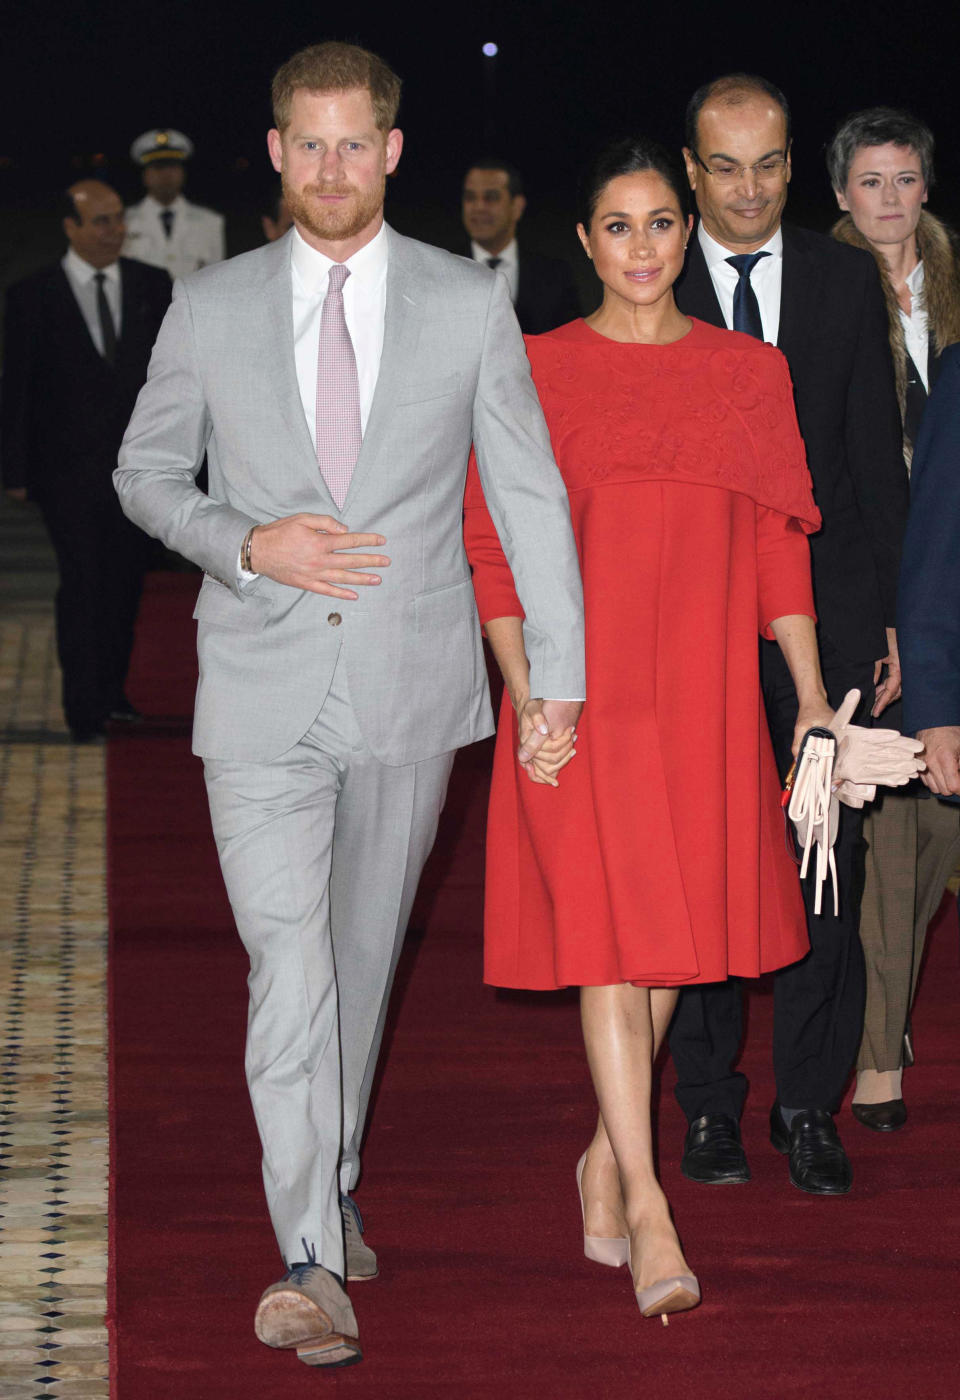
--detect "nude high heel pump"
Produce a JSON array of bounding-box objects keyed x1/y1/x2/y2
[
  {"x1": 576, "y1": 1153, "x2": 629, "y2": 1267},
  {"x1": 627, "y1": 1234, "x2": 700, "y2": 1325},
  {"x1": 635, "y1": 1274, "x2": 701, "y2": 1326}
]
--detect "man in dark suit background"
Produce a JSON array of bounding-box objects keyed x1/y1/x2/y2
[
  {"x1": 900, "y1": 344, "x2": 960, "y2": 798},
  {"x1": 461, "y1": 159, "x2": 582, "y2": 333},
  {"x1": 1, "y1": 180, "x2": 171, "y2": 740},
  {"x1": 669, "y1": 74, "x2": 909, "y2": 1194}
]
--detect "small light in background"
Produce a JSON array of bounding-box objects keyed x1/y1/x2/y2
[{"x1": 482, "y1": 42, "x2": 498, "y2": 57}]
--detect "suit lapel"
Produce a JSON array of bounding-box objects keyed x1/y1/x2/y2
[
  {"x1": 777, "y1": 225, "x2": 820, "y2": 362},
  {"x1": 260, "y1": 235, "x2": 338, "y2": 508},
  {"x1": 117, "y1": 260, "x2": 145, "y2": 362},
  {"x1": 675, "y1": 237, "x2": 725, "y2": 327},
  {"x1": 53, "y1": 266, "x2": 107, "y2": 369},
  {"x1": 341, "y1": 226, "x2": 424, "y2": 511}
]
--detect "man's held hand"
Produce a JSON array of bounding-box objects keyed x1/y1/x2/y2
[
  {"x1": 917, "y1": 726, "x2": 960, "y2": 797},
  {"x1": 516, "y1": 698, "x2": 583, "y2": 785},
  {"x1": 248, "y1": 513, "x2": 390, "y2": 599}
]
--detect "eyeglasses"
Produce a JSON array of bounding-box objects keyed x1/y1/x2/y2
[{"x1": 691, "y1": 151, "x2": 788, "y2": 185}]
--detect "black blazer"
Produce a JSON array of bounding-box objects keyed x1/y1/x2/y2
[
  {"x1": 514, "y1": 248, "x2": 582, "y2": 335},
  {"x1": 899, "y1": 344, "x2": 960, "y2": 735},
  {"x1": 1, "y1": 256, "x2": 171, "y2": 498},
  {"x1": 675, "y1": 224, "x2": 909, "y2": 664},
  {"x1": 466, "y1": 244, "x2": 582, "y2": 335}
]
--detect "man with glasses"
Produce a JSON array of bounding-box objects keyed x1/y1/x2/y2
[{"x1": 669, "y1": 73, "x2": 908, "y2": 1196}]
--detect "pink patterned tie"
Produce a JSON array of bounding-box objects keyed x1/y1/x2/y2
[{"x1": 315, "y1": 263, "x2": 361, "y2": 509}]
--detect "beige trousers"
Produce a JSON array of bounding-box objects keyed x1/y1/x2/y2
[{"x1": 858, "y1": 790, "x2": 960, "y2": 1072}]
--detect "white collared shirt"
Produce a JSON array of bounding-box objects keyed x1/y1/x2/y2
[
  {"x1": 238, "y1": 222, "x2": 389, "y2": 582},
  {"x1": 899, "y1": 260, "x2": 928, "y2": 391},
  {"x1": 471, "y1": 237, "x2": 519, "y2": 304},
  {"x1": 699, "y1": 223, "x2": 783, "y2": 345},
  {"x1": 291, "y1": 222, "x2": 389, "y2": 445},
  {"x1": 62, "y1": 248, "x2": 122, "y2": 355}
]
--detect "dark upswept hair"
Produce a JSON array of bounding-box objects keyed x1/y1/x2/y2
[
  {"x1": 685, "y1": 73, "x2": 791, "y2": 153},
  {"x1": 577, "y1": 136, "x2": 690, "y2": 229},
  {"x1": 464, "y1": 157, "x2": 524, "y2": 199},
  {"x1": 826, "y1": 106, "x2": 935, "y2": 192},
  {"x1": 271, "y1": 40, "x2": 402, "y2": 133}
]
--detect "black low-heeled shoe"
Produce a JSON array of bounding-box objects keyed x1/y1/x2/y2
[{"x1": 851, "y1": 1099, "x2": 907, "y2": 1132}]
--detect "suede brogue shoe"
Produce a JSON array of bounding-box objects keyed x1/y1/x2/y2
[
  {"x1": 255, "y1": 1250, "x2": 361, "y2": 1369},
  {"x1": 770, "y1": 1103, "x2": 852, "y2": 1195},
  {"x1": 342, "y1": 1194, "x2": 379, "y2": 1281},
  {"x1": 681, "y1": 1113, "x2": 750, "y2": 1185},
  {"x1": 852, "y1": 1099, "x2": 907, "y2": 1132}
]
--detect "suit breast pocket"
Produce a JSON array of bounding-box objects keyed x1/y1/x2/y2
[
  {"x1": 193, "y1": 577, "x2": 273, "y2": 633},
  {"x1": 395, "y1": 373, "x2": 462, "y2": 407}
]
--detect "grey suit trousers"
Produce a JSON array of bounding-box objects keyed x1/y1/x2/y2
[{"x1": 203, "y1": 651, "x2": 454, "y2": 1275}]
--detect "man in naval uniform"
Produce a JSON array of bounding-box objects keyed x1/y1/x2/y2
[{"x1": 124, "y1": 128, "x2": 225, "y2": 279}]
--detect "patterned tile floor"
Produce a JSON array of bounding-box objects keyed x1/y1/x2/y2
[{"x1": 1, "y1": 500, "x2": 110, "y2": 1398}]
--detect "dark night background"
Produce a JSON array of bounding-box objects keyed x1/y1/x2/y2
[{"x1": 2, "y1": 0, "x2": 959, "y2": 315}]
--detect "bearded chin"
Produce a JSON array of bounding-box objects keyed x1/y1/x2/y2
[{"x1": 282, "y1": 175, "x2": 387, "y2": 243}]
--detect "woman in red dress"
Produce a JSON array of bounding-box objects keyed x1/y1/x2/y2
[{"x1": 464, "y1": 138, "x2": 832, "y2": 1319}]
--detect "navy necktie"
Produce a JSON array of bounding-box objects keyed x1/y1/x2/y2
[
  {"x1": 726, "y1": 251, "x2": 770, "y2": 339},
  {"x1": 94, "y1": 271, "x2": 117, "y2": 365},
  {"x1": 485, "y1": 256, "x2": 502, "y2": 270},
  {"x1": 160, "y1": 209, "x2": 174, "y2": 239}
]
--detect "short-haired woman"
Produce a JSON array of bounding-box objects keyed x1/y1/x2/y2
[{"x1": 827, "y1": 107, "x2": 960, "y2": 1130}]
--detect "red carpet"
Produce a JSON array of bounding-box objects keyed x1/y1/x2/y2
[{"x1": 109, "y1": 574, "x2": 960, "y2": 1399}]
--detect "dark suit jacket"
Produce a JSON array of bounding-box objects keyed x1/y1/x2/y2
[
  {"x1": 675, "y1": 224, "x2": 908, "y2": 664},
  {"x1": 1, "y1": 256, "x2": 171, "y2": 500},
  {"x1": 466, "y1": 244, "x2": 581, "y2": 335},
  {"x1": 899, "y1": 343, "x2": 960, "y2": 735},
  {"x1": 514, "y1": 248, "x2": 582, "y2": 335}
]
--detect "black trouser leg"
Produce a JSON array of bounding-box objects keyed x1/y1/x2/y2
[
  {"x1": 37, "y1": 491, "x2": 146, "y2": 735},
  {"x1": 39, "y1": 499, "x2": 103, "y2": 735},
  {"x1": 670, "y1": 636, "x2": 873, "y2": 1125},
  {"x1": 669, "y1": 979, "x2": 748, "y2": 1124},
  {"x1": 99, "y1": 511, "x2": 148, "y2": 712},
  {"x1": 763, "y1": 638, "x2": 871, "y2": 1112}
]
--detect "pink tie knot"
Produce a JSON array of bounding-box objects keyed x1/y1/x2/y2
[{"x1": 327, "y1": 263, "x2": 350, "y2": 293}]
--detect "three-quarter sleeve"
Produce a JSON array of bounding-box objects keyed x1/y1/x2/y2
[
  {"x1": 463, "y1": 449, "x2": 525, "y2": 625},
  {"x1": 757, "y1": 508, "x2": 816, "y2": 638}
]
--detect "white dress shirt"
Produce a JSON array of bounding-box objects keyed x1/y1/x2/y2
[
  {"x1": 239, "y1": 223, "x2": 389, "y2": 582},
  {"x1": 291, "y1": 222, "x2": 389, "y2": 444},
  {"x1": 471, "y1": 237, "x2": 519, "y2": 304},
  {"x1": 62, "y1": 248, "x2": 122, "y2": 355},
  {"x1": 699, "y1": 223, "x2": 783, "y2": 345},
  {"x1": 899, "y1": 260, "x2": 929, "y2": 391}
]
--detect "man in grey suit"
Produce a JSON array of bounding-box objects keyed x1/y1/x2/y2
[{"x1": 115, "y1": 41, "x2": 584, "y2": 1370}]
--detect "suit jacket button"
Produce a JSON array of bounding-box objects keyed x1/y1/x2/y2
[{"x1": 327, "y1": 612, "x2": 342, "y2": 627}]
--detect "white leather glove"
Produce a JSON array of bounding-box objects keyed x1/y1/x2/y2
[
  {"x1": 786, "y1": 689, "x2": 926, "y2": 915},
  {"x1": 829, "y1": 689, "x2": 925, "y2": 807}
]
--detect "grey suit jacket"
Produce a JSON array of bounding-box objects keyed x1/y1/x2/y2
[{"x1": 115, "y1": 225, "x2": 585, "y2": 764}]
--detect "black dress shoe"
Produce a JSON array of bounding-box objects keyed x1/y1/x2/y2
[
  {"x1": 107, "y1": 697, "x2": 143, "y2": 723},
  {"x1": 769, "y1": 1103, "x2": 852, "y2": 1194},
  {"x1": 681, "y1": 1113, "x2": 750, "y2": 1184},
  {"x1": 851, "y1": 1099, "x2": 907, "y2": 1132}
]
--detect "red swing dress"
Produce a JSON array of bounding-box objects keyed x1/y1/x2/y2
[{"x1": 464, "y1": 317, "x2": 822, "y2": 989}]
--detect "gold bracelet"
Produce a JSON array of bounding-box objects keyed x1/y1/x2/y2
[{"x1": 241, "y1": 526, "x2": 256, "y2": 573}]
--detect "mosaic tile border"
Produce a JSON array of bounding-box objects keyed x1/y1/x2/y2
[{"x1": 1, "y1": 595, "x2": 110, "y2": 1398}]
